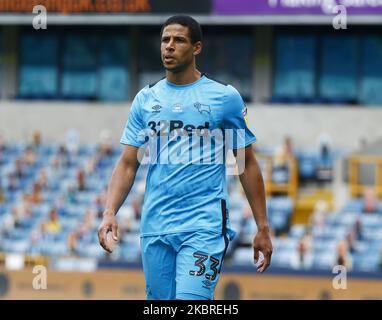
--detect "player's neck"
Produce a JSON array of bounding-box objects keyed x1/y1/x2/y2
[{"x1": 166, "y1": 67, "x2": 201, "y2": 86}]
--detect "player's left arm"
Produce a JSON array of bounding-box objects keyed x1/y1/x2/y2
[
  {"x1": 236, "y1": 146, "x2": 273, "y2": 273},
  {"x1": 223, "y1": 85, "x2": 272, "y2": 272}
]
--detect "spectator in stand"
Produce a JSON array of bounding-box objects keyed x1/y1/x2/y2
[
  {"x1": 68, "y1": 208, "x2": 96, "y2": 255},
  {"x1": 47, "y1": 155, "x2": 64, "y2": 188},
  {"x1": 345, "y1": 231, "x2": 356, "y2": 254},
  {"x1": 45, "y1": 207, "x2": 61, "y2": 234},
  {"x1": 77, "y1": 168, "x2": 87, "y2": 191},
  {"x1": 0, "y1": 133, "x2": 6, "y2": 152},
  {"x1": 0, "y1": 133, "x2": 6, "y2": 165},
  {"x1": 78, "y1": 209, "x2": 96, "y2": 236},
  {"x1": 118, "y1": 195, "x2": 143, "y2": 237},
  {"x1": 98, "y1": 129, "x2": 114, "y2": 157},
  {"x1": 67, "y1": 232, "x2": 78, "y2": 255},
  {"x1": 273, "y1": 136, "x2": 294, "y2": 170},
  {"x1": 353, "y1": 216, "x2": 363, "y2": 241},
  {"x1": 316, "y1": 133, "x2": 333, "y2": 184},
  {"x1": 283, "y1": 136, "x2": 294, "y2": 156},
  {"x1": 95, "y1": 194, "x2": 106, "y2": 219},
  {"x1": 290, "y1": 234, "x2": 313, "y2": 270},
  {"x1": 65, "y1": 129, "x2": 80, "y2": 157},
  {"x1": 0, "y1": 185, "x2": 6, "y2": 203},
  {"x1": 64, "y1": 183, "x2": 77, "y2": 204},
  {"x1": 12, "y1": 194, "x2": 33, "y2": 227},
  {"x1": 53, "y1": 195, "x2": 68, "y2": 217},
  {"x1": 317, "y1": 133, "x2": 332, "y2": 161},
  {"x1": 14, "y1": 158, "x2": 25, "y2": 179},
  {"x1": 28, "y1": 183, "x2": 43, "y2": 204},
  {"x1": 23, "y1": 146, "x2": 36, "y2": 167},
  {"x1": 272, "y1": 136, "x2": 294, "y2": 183},
  {"x1": 309, "y1": 200, "x2": 330, "y2": 233},
  {"x1": 379, "y1": 247, "x2": 382, "y2": 271},
  {"x1": 362, "y1": 188, "x2": 378, "y2": 213},
  {"x1": 85, "y1": 155, "x2": 98, "y2": 176},
  {"x1": 36, "y1": 168, "x2": 50, "y2": 191},
  {"x1": 58, "y1": 144, "x2": 70, "y2": 167},
  {"x1": 1, "y1": 210, "x2": 15, "y2": 237},
  {"x1": 335, "y1": 240, "x2": 353, "y2": 271},
  {"x1": 30, "y1": 222, "x2": 50, "y2": 251},
  {"x1": 30, "y1": 130, "x2": 42, "y2": 149},
  {"x1": 5, "y1": 173, "x2": 19, "y2": 192}
]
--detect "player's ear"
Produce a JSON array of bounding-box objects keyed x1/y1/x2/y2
[{"x1": 193, "y1": 41, "x2": 202, "y2": 56}]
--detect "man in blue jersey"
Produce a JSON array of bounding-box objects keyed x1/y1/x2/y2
[{"x1": 98, "y1": 15, "x2": 273, "y2": 300}]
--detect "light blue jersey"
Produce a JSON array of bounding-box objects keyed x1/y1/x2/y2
[{"x1": 120, "y1": 73, "x2": 256, "y2": 238}]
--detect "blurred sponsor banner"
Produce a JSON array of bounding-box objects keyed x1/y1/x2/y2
[
  {"x1": 217, "y1": 272, "x2": 382, "y2": 300},
  {"x1": 0, "y1": 268, "x2": 146, "y2": 299},
  {"x1": 3, "y1": 0, "x2": 382, "y2": 15},
  {"x1": 1, "y1": 0, "x2": 381, "y2": 17},
  {"x1": 0, "y1": 0, "x2": 212, "y2": 14},
  {"x1": 213, "y1": 0, "x2": 382, "y2": 15},
  {"x1": 1, "y1": 268, "x2": 382, "y2": 300}
]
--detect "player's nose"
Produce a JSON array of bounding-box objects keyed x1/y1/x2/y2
[{"x1": 166, "y1": 38, "x2": 175, "y2": 50}]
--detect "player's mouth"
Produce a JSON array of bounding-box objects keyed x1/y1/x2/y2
[{"x1": 164, "y1": 55, "x2": 175, "y2": 63}]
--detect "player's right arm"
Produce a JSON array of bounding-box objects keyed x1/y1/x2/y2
[
  {"x1": 98, "y1": 145, "x2": 140, "y2": 253},
  {"x1": 98, "y1": 89, "x2": 147, "y2": 253}
]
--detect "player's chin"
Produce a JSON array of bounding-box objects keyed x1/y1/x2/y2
[{"x1": 164, "y1": 64, "x2": 181, "y2": 73}]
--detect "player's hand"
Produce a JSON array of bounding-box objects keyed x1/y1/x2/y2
[
  {"x1": 98, "y1": 212, "x2": 119, "y2": 253},
  {"x1": 253, "y1": 226, "x2": 273, "y2": 273}
]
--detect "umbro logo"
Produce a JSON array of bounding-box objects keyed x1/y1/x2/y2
[
  {"x1": 202, "y1": 279, "x2": 212, "y2": 289},
  {"x1": 152, "y1": 105, "x2": 162, "y2": 113}
]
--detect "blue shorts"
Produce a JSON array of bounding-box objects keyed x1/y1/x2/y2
[{"x1": 140, "y1": 231, "x2": 229, "y2": 300}]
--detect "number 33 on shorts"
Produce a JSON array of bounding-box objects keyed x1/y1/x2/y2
[{"x1": 189, "y1": 252, "x2": 220, "y2": 282}]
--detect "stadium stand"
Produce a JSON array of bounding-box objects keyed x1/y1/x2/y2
[{"x1": 1, "y1": 134, "x2": 381, "y2": 273}]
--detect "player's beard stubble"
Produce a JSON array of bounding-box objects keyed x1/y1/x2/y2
[{"x1": 163, "y1": 56, "x2": 193, "y2": 74}]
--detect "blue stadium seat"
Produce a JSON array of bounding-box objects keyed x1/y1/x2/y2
[
  {"x1": 18, "y1": 34, "x2": 59, "y2": 99},
  {"x1": 61, "y1": 35, "x2": 98, "y2": 100},
  {"x1": 98, "y1": 35, "x2": 129, "y2": 101},
  {"x1": 231, "y1": 247, "x2": 253, "y2": 266},
  {"x1": 297, "y1": 152, "x2": 317, "y2": 180},
  {"x1": 319, "y1": 35, "x2": 358, "y2": 103},
  {"x1": 273, "y1": 34, "x2": 316, "y2": 101},
  {"x1": 289, "y1": 224, "x2": 306, "y2": 239},
  {"x1": 41, "y1": 242, "x2": 69, "y2": 257},
  {"x1": 342, "y1": 199, "x2": 364, "y2": 213},
  {"x1": 359, "y1": 36, "x2": 382, "y2": 106},
  {"x1": 312, "y1": 252, "x2": 336, "y2": 270},
  {"x1": 2, "y1": 239, "x2": 30, "y2": 253}
]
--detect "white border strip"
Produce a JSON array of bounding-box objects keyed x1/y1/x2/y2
[{"x1": 0, "y1": 14, "x2": 381, "y2": 25}]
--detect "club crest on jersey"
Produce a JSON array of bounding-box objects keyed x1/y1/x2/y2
[
  {"x1": 194, "y1": 102, "x2": 211, "y2": 114},
  {"x1": 151, "y1": 105, "x2": 162, "y2": 113},
  {"x1": 172, "y1": 103, "x2": 183, "y2": 113}
]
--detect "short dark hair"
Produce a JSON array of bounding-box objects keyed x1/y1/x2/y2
[{"x1": 160, "y1": 15, "x2": 202, "y2": 44}]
